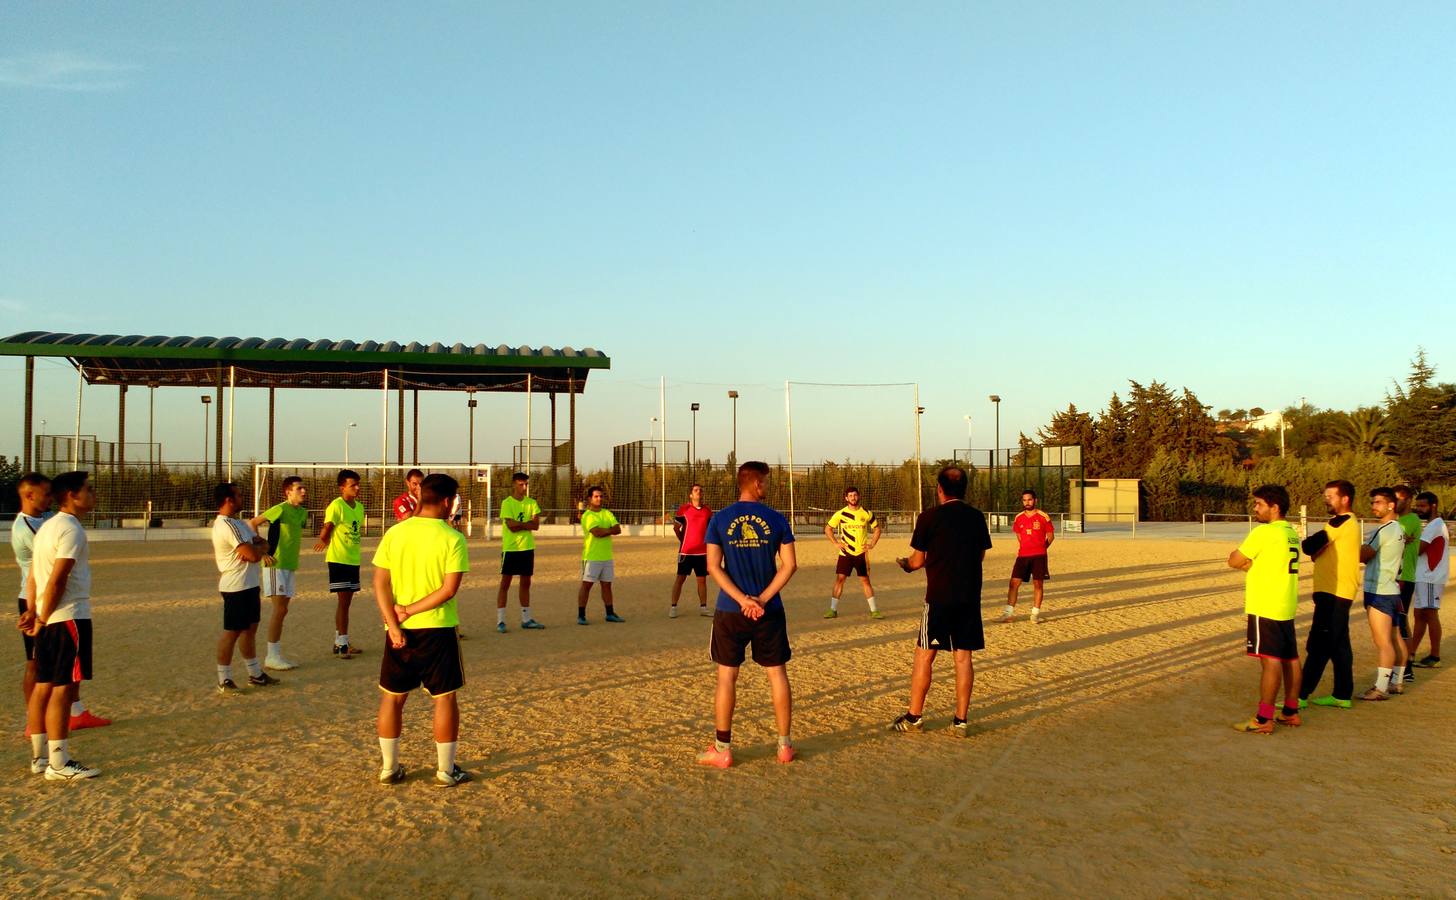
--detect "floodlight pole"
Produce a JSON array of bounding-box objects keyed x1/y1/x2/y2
[
  {"x1": 73, "y1": 365, "x2": 84, "y2": 469},
  {"x1": 989, "y1": 394, "x2": 1001, "y2": 512},
  {"x1": 227, "y1": 365, "x2": 236, "y2": 481},
  {"x1": 344, "y1": 422, "x2": 357, "y2": 466},
  {"x1": 914, "y1": 384, "x2": 924, "y2": 513},
  {"x1": 526, "y1": 374, "x2": 533, "y2": 479},
  {"x1": 660, "y1": 376, "x2": 667, "y2": 531},
  {"x1": 728, "y1": 390, "x2": 739, "y2": 466},
  {"x1": 467, "y1": 390, "x2": 477, "y2": 467},
  {"x1": 690, "y1": 402, "x2": 700, "y2": 477},
  {"x1": 201, "y1": 395, "x2": 212, "y2": 479}
]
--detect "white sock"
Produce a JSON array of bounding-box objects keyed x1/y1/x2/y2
[
  {"x1": 436, "y1": 741, "x2": 457, "y2": 774},
  {"x1": 1376, "y1": 667, "x2": 1392, "y2": 692},
  {"x1": 48, "y1": 739, "x2": 67, "y2": 769},
  {"x1": 267, "y1": 642, "x2": 281, "y2": 658},
  {"x1": 70, "y1": 700, "x2": 85, "y2": 716},
  {"x1": 1003, "y1": 605, "x2": 1015, "y2": 617},
  {"x1": 379, "y1": 737, "x2": 400, "y2": 771},
  {"x1": 496, "y1": 608, "x2": 507, "y2": 626},
  {"x1": 829, "y1": 597, "x2": 839, "y2": 611},
  {"x1": 714, "y1": 738, "x2": 730, "y2": 752},
  {"x1": 1392, "y1": 666, "x2": 1405, "y2": 685},
  {"x1": 217, "y1": 664, "x2": 233, "y2": 685},
  {"x1": 866, "y1": 596, "x2": 878, "y2": 613},
  {"x1": 1031, "y1": 606, "x2": 1041, "y2": 618},
  {"x1": 31, "y1": 732, "x2": 46, "y2": 759},
  {"x1": 335, "y1": 633, "x2": 348, "y2": 647},
  {"x1": 520, "y1": 607, "x2": 532, "y2": 624},
  {"x1": 244, "y1": 658, "x2": 263, "y2": 678},
  {"x1": 778, "y1": 734, "x2": 792, "y2": 748}
]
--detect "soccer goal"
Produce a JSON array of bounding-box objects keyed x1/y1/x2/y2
[{"x1": 251, "y1": 463, "x2": 493, "y2": 538}]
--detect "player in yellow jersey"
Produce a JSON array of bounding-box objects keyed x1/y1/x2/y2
[
  {"x1": 823, "y1": 488, "x2": 883, "y2": 618},
  {"x1": 1227, "y1": 485, "x2": 1303, "y2": 734}
]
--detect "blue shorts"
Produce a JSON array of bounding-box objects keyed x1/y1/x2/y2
[{"x1": 1363, "y1": 593, "x2": 1402, "y2": 618}]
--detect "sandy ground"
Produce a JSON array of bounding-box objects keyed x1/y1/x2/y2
[{"x1": 1, "y1": 532, "x2": 1453, "y2": 898}]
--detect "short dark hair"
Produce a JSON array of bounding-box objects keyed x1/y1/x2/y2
[
  {"x1": 16, "y1": 472, "x2": 50, "y2": 498},
  {"x1": 1324, "y1": 479, "x2": 1354, "y2": 501},
  {"x1": 1251, "y1": 484, "x2": 1289, "y2": 515},
  {"x1": 50, "y1": 471, "x2": 89, "y2": 503},
  {"x1": 512, "y1": 472, "x2": 529, "y2": 483},
  {"x1": 406, "y1": 468, "x2": 424, "y2": 481},
  {"x1": 690, "y1": 482, "x2": 702, "y2": 492},
  {"x1": 936, "y1": 465, "x2": 968, "y2": 499},
  {"x1": 586, "y1": 484, "x2": 605, "y2": 500},
  {"x1": 737, "y1": 461, "x2": 770, "y2": 492},
  {"x1": 1394, "y1": 483, "x2": 1415, "y2": 499},
  {"x1": 281, "y1": 476, "x2": 303, "y2": 492},
  {"x1": 214, "y1": 482, "x2": 240, "y2": 507},
  {"x1": 338, "y1": 469, "x2": 360, "y2": 486},
  {"x1": 420, "y1": 473, "x2": 458, "y2": 505},
  {"x1": 1021, "y1": 488, "x2": 1038, "y2": 500},
  {"x1": 844, "y1": 486, "x2": 860, "y2": 496},
  {"x1": 1370, "y1": 487, "x2": 1397, "y2": 504},
  {"x1": 1416, "y1": 490, "x2": 1439, "y2": 506}
]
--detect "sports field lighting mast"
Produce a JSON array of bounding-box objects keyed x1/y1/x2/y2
[
  {"x1": 201, "y1": 395, "x2": 212, "y2": 479},
  {"x1": 690, "y1": 402, "x2": 700, "y2": 477},
  {"x1": 343, "y1": 421, "x2": 358, "y2": 466},
  {"x1": 989, "y1": 395, "x2": 1001, "y2": 511},
  {"x1": 727, "y1": 390, "x2": 739, "y2": 465},
  {"x1": 963, "y1": 414, "x2": 972, "y2": 461},
  {"x1": 467, "y1": 390, "x2": 478, "y2": 467}
]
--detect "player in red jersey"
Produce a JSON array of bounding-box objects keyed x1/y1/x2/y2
[
  {"x1": 997, "y1": 489, "x2": 1055, "y2": 623},
  {"x1": 392, "y1": 469, "x2": 424, "y2": 522},
  {"x1": 671, "y1": 484, "x2": 713, "y2": 618}
]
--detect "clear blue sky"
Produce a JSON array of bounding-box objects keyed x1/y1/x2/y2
[{"x1": 2, "y1": 3, "x2": 1453, "y2": 470}]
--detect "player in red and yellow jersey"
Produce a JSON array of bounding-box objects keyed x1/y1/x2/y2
[{"x1": 998, "y1": 490, "x2": 1055, "y2": 623}]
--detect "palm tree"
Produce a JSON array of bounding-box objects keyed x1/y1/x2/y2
[{"x1": 1339, "y1": 408, "x2": 1390, "y2": 453}]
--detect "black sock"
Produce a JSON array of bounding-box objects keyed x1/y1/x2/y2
[
  {"x1": 953, "y1": 717, "x2": 966, "y2": 726},
  {"x1": 1281, "y1": 705, "x2": 1298, "y2": 717},
  {"x1": 577, "y1": 607, "x2": 586, "y2": 616},
  {"x1": 605, "y1": 605, "x2": 616, "y2": 616},
  {"x1": 905, "y1": 712, "x2": 922, "y2": 724},
  {"x1": 1255, "y1": 715, "x2": 1270, "y2": 724},
  {"x1": 715, "y1": 730, "x2": 731, "y2": 744}
]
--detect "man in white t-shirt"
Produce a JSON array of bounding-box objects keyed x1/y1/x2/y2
[
  {"x1": 1410, "y1": 490, "x2": 1448, "y2": 669},
  {"x1": 212, "y1": 483, "x2": 280, "y2": 693},
  {"x1": 21, "y1": 471, "x2": 101, "y2": 781}
]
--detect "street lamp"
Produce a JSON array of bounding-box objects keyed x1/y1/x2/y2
[
  {"x1": 988, "y1": 395, "x2": 1001, "y2": 510},
  {"x1": 690, "y1": 402, "x2": 700, "y2": 472},
  {"x1": 466, "y1": 391, "x2": 478, "y2": 467},
  {"x1": 201, "y1": 395, "x2": 212, "y2": 479},
  {"x1": 727, "y1": 390, "x2": 739, "y2": 465},
  {"x1": 343, "y1": 422, "x2": 358, "y2": 466},
  {"x1": 963, "y1": 414, "x2": 973, "y2": 462}
]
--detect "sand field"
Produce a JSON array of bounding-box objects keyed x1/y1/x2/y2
[{"x1": 1, "y1": 532, "x2": 1453, "y2": 897}]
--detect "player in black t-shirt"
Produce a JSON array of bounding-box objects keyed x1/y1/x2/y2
[{"x1": 893, "y1": 465, "x2": 992, "y2": 737}]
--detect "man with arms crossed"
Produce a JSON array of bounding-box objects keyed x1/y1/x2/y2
[
  {"x1": 1394, "y1": 484, "x2": 1422, "y2": 684},
  {"x1": 1297, "y1": 480, "x2": 1361, "y2": 710},
  {"x1": 671, "y1": 483, "x2": 713, "y2": 618},
  {"x1": 213, "y1": 483, "x2": 281, "y2": 693},
  {"x1": 823, "y1": 487, "x2": 883, "y2": 619},
  {"x1": 1409, "y1": 490, "x2": 1447, "y2": 669},
  {"x1": 998, "y1": 489, "x2": 1055, "y2": 623},
  {"x1": 1228, "y1": 484, "x2": 1302, "y2": 734},
  {"x1": 249, "y1": 475, "x2": 308, "y2": 670},
  {"x1": 1359, "y1": 487, "x2": 1408, "y2": 700},
  {"x1": 496, "y1": 472, "x2": 545, "y2": 632},
  {"x1": 12, "y1": 473, "x2": 108, "y2": 730},
  {"x1": 373, "y1": 473, "x2": 471, "y2": 787},
  {"x1": 697, "y1": 461, "x2": 798, "y2": 768},
  {"x1": 891, "y1": 465, "x2": 992, "y2": 737},
  {"x1": 315, "y1": 469, "x2": 366, "y2": 657},
  {"x1": 392, "y1": 468, "x2": 424, "y2": 521},
  {"x1": 577, "y1": 486, "x2": 624, "y2": 625},
  {"x1": 22, "y1": 471, "x2": 101, "y2": 780}
]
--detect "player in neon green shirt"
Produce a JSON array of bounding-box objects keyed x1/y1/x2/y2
[
  {"x1": 577, "y1": 485, "x2": 624, "y2": 625},
  {"x1": 1227, "y1": 484, "x2": 1302, "y2": 734},
  {"x1": 314, "y1": 469, "x2": 365, "y2": 658},
  {"x1": 496, "y1": 472, "x2": 545, "y2": 632},
  {"x1": 248, "y1": 475, "x2": 309, "y2": 670},
  {"x1": 373, "y1": 473, "x2": 471, "y2": 787},
  {"x1": 1394, "y1": 484, "x2": 1422, "y2": 685}
]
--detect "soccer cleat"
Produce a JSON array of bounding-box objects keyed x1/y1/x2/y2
[
  {"x1": 822, "y1": 609, "x2": 838, "y2": 619},
  {"x1": 1275, "y1": 711, "x2": 1302, "y2": 727},
  {"x1": 669, "y1": 607, "x2": 679, "y2": 619},
  {"x1": 995, "y1": 611, "x2": 1015, "y2": 623},
  {"x1": 577, "y1": 615, "x2": 589, "y2": 625},
  {"x1": 1389, "y1": 681, "x2": 1405, "y2": 695},
  {"x1": 335, "y1": 643, "x2": 361, "y2": 659},
  {"x1": 869, "y1": 610, "x2": 885, "y2": 620},
  {"x1": 217, "y1": 679, "x2": 241, "y2": 694},
  {"x1": 1311, "y1": 695, "x2": 1352, "y2": 709},
  {"x1": 435, "y1": 765, "x2": 471, "y2": 788},
  {"x1": 1359, "y1": 687, "x2": 1388, "y2": 702},
  {"x1": 30, "y1": 757, "x2": 46, "y2": 775},
  {"x1": 605, "y1": 613, "x2": 626, "y2": 623},
  {"x1": 1414, "y1": 656, "x2": 1442, "y2": 668},
  {"x1": 378, "y1": 764, "x2": 406, "y2": 785},
  {"x1": 698, "y1": 606, "x2": 712, "y2": 617},
  {"x1": 264, "y1": 655, "x2": 298, "y2": 671},
  {"x1": 1297, "y1": 698, "x2": 1308, "y2": 710},
  {"x1": 1233, "y1": 717, "x2": 1274, "y2": 734},
  {"x1": 248, "y1": 672, "x2": 281, "y2": 687},
  {"x1": 952, "y1": 720, "x2": 969, "y2": 738},
  {"x1": 70, "y1": 710, "x2": 111, "y2": 730},
  {"x1": 696, "y1": 745, "x2": 732, "y2": 769},
  {"x1": 891, "y1": 714, "x2": 924, "y2": 733},
  {"x1": 45, "y1": 759, "x2": 101, "y2": 781},
  {"x1": 776, "y1": 744, "x2": 795, "y2": 764},
  {"x1": 521, "y1": 619, "x2": 546, "y2": 630},
  {"x1": 496, "y1": 622, "x2": 508, "y2": 634}
]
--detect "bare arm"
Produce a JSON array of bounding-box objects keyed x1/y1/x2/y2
[
  {"x1": 373, "y1": 566, "x2": 405, "y2": 649},
  {"x1": 398, "y1": 572, "x2": 464, "y2": 618},
  {"x1": 1359, "y1": 543, "x2": 1376, "y2": 563},
  {"x1": 1228, "y1": 550, "x2": 1252, "y2": 571},
  {"x1": 825, "y1": 523, "x2": 847, "y2": 552},
  {"x1": 707, "y1": 544, "x2": 761, "y2": 617},
  {"x1": 867, "y1": 522, "x2": 882, "y2": 551},
  {"x1": 36, "y1": 558, "x2": 76, "y2": 624},
  {"x1": 234, "y1": 541, "x2": 265, "y2": 563},
  {"x1": 313, "y1": 522, "x2": 334, "y2": 552},
  {"x1": 17, "y1": 571, "x2": 37, "y2": 633},
  {"x1": 756, "y1": 541, "x2": 798, "y2": 603},
  {"x1": 898, "y1": 548, "x2": 927, "y2": 572}
]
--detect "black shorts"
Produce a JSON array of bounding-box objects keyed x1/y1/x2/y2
[
  {"x1": 1011, "y1": 555, "x2": 1050, "y2": 581},
  {"x1": 19, "y1": 597, "x2": 35, "y2": 662},
  {"x1": 33, "y1": 618, "x2": 92, "y2": 685},
  {"x1": 501, "y1": 549, "x2": 535, "y2": 577},
  {"x1": 677, "y1": 554, "x2": 707, "y2": 577},
  {"x1": 222, "y1": 587, "x2": 262, "y2": 632},
  {"x1": 1246, "y1": 614, "x2": 1298, "y2": 661},
  {"x1": 710, "y1": 606, "x2": 791, "y2": 668},
  {"x1": 328, "y1": 562, "x2": 361, "y2": 593},
  {"x1": 835, "y1": 554, "x2": 869, "y2": 577},
  {"x1": 1397, "y1": 581, "x2": 1414, "y2": 637},
  {"x1": 917, "y1": 602, "x2": 985, "y2": 652},
  {"x1": 379, "y1": 627, "x2": 464, "y2": 697}
]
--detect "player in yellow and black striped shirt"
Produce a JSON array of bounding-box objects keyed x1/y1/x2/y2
[{"x1": 823, "y1": 487, "x2": 883, "y2": 619}]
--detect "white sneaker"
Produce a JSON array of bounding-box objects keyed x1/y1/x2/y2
[
  {"x1": 995, "y1": 611, "x2": 1015, "y2": 623},
  {"x1": 669, "y1": 607, "x2": 679, "y2": 619},
  {"x1": 265, "y1": 654, "x2": 298, "y2": 671},
  {"x1": 30, "y1": 757, "x2": 46, "y2": 775},
  {"x1": 45, "y1": 759, "x2": 101, "y2": 781},
  {"x1": 699, "y1": 606, "x2": 712, "y2": 617}
]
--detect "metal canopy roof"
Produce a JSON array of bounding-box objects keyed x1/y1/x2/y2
[{"x1": 1, "y1": 332, "x2": 609, "y2": 391}]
